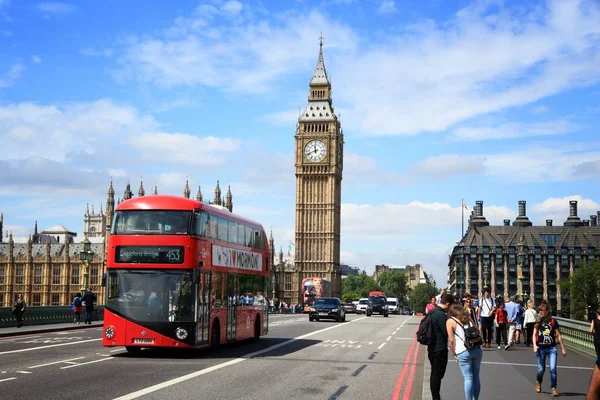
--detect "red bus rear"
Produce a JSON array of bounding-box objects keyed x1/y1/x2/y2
[{"x1": 102, "y1": 195, "x2": 270, "y2": 352}]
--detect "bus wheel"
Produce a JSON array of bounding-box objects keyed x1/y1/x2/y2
[
  {"x1": 211, "y1": 321, "x2": 221, "y2": 352},
  {"x1": 125, "y1": 346, "x2": 141, "y2": 353},
  {"x1": 252, "y1": 317, "x2": 261, "y2": 342}
]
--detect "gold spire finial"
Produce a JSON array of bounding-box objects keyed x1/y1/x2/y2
[{"x1": 319, "y1": 32, "x2": 323, "y2": 49}]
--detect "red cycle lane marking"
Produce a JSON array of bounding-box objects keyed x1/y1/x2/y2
[
  {"x1": 391, "y1": 336, "x2": 416, "y2": 400},
  {"x1": 402, "y1": 337, "x2": 420, "y2": 400}
]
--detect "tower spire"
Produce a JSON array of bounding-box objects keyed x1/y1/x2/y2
[
  {"x1": 225, "y1": 185, "x2": 233, "y2": 212},
  {"x1": 0, "y1": 212, "x2": 3, "y2": 243},
  {"x1": 183, "y1": 179, "x2": 191, "y2": 199},
  {"x1": 153, "y1": 184, "x2": 158, "y2": 195},
  {"x1": 86, "y1": 203, "x2": 90, "y2": 216},
  {"x1": 138, "y1": 178, "x2": 145, "y2": 197},
  {"x1": 214, "y1": 180, "x2": 222, "y2": 205},
  {"x1": 196, "y1": 185, "x2": 203, "y2": 202},
  {"x1": 123, "y1": 181, "x2": 133, "y2": 200},
  {"x1": 309, "y1": 33, "x2": 330, "y2": 87}
]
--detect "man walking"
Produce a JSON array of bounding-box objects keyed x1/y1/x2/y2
[
  {"x1": 504, "y1": 295, "x2": 518, "y2": 350},
  {"x1": 83, "y1": 288, "x2": 96, "y2": 324},
  {"x1": 479, "y1": 288, "x2": 496, "y2": 348},
  {"x1": 435, "y1": 288, "x2": 446, "y2": 305},
  {"x1": 428, "y1": 293, "x2": 455, "y2": 400}
]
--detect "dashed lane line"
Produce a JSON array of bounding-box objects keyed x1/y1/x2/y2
[
  {"x1": 0, "y1": 377, "x2": 17, "y2": 383},
  {"x1": 0, "y1": 338, "x2": 102, "y2": 355},
  {"x1": 386, "y1": 336, "x2": 392, "y2": 341},
  {"x1": 60, "y1": 357, "x2": 114, "y2": 370},
  {"x1": 28, "y1": 357, "x2": 86, "y2": 369},
  {"x1": 16, "y1": 371, "x2": 32, "y2": 374},
  {"x1": 378, "y1": 342, "x2": 387, "y2": 350}
]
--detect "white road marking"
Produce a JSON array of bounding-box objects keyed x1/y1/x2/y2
[
  {"x1": 386, "y1": 336, "x2": 392, "y2": 341},
  {"x1": 16, "y1": 371, "x2": 32, "y2": 374},
  {"x1": 63, "y1": 362, "x2": 79, "y2": 365},
  {"x1": 110, "y1": 349, "x2": 125, "y2": 353},
  {"x1": 368, "y1": 342, "x2": 373, "y2": 345},
  {"x1": 114, "y1": 317, "x2": 368, "y2": 400},
  {"x1": 0, "y1": 377, "x2": 17, "y2": 383},
  {"x1": 60, "y1": 357, "x2": 114, "y2": 369},
  {"x1": 378, "y1": 343, "x2": 387, "y2": 350},
  {"x1": 0, "y1": 338, "x2": 101, "y2": 355}
]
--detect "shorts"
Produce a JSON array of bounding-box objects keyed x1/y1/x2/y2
[{"x1": 477, "y1": 318, "x2": 482, "y2": 326}]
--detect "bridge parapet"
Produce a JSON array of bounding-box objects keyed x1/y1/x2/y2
[
  {"x1": 0, "y1": 306, "x2": 104, "y2": 329},
  {"x1": 555, "y1": 316, "x2": 595, "y2": 357}
]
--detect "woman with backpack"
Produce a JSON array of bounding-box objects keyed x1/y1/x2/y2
[
  {"x1": 72, "y1": 292, "x2": 83, "y2": 324},
  {"x1": 533, "y1": 300, "x2": 567, "y2": 397},
  {"x1": 447, "y1": 303, "x2": 483, "y2": 400}
]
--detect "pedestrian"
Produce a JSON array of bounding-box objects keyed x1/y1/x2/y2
[
  {"x1": 587, "y1": 357, "x2": 600, "y2": 400},
  {"x1": 83, "y1": 288, "x2": 96, "y2": 324},
  {"x1": 514, "y1": 299, "x2": 524, "y2": 344},
  {"x1": 72, "y1": 292, "x2": 83, "y2": 324},
  {"x1": 473, "y1": 299, "x2": 482, "y2": 333},
  {"x1": 435, "y1": 288, "x2": 446, "y2": 305},
  {"x1": 495, "y1": 301, "x2": 508, "y2": 349},
  {"x1": 426, "y1": 297, "x2": 437, "y2": 314},
  {"x1": 427, "y1": 293, "x2": 455, "y2": 400},
  {"x1": 524, "y1": 299, "x2": 538, "y2": 347},
  {"x1": 503, "y1": 296, "x2": 518, "y2": 350},
  {"x1": 533, "y1": 300, "x2": 567, "y2": 397},
  {"x1": 463, "y1": 297, "x2": 477, "y2": 326},
  {"x1": 590, "y1": 308, "x2": 600, "y2": 360},
  {"x1": 447, "y1": 303, "x2": 483, "y2": 400},
  {"x1": 12, "y1": 294, "x2": 27, "y2": 328},
  {"x1": 479, "y1": 288, "x2": 496, "y2": 348}
]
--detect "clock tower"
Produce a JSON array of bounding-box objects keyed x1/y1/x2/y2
[{"x1": 293, "y1": 36, "x2": 344, "y2": 300}]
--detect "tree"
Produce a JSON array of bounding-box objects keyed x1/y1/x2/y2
[
  {"x1": 342, "y1": 274, "x2": 380, "y2": 300},
  {"x1": 408, "y1": 283, "x2": 437, "y2": 314},
  {"x1": 569, "y1": 260, "x2": 600, "y2": 321},
  {"x1": 377, "y1": 270, "x2": 408, "y2": 305}
]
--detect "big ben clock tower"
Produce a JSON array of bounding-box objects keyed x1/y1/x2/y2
[{"x1": 293, "y1": 35, "x2": 344, "y2": 300}]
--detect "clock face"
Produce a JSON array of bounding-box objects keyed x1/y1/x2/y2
[{"x1": 304, "y1": 140, "x2": 327, "y2": 162}]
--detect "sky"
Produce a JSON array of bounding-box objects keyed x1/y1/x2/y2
[{"x1": 0, "y1": 0, "x2": 599, "y2": 286}]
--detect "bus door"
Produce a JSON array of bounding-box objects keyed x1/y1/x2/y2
[
  {"x1": 226, "y1": 274, "x2": 238, "y2": 341},
  {"x1": 196, "y1": 271, "x2": 211, "y2": 346}
]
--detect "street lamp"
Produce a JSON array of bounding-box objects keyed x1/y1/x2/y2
[
  {"x1": 79, "y1": 236, "x2": 95, "y2": 293},
  {"x1": 517, "y1": 235, "x2": 527, "y2": 301},
  {"x1": 483, "y1": 260, "x2": 490, "y2": 290}
]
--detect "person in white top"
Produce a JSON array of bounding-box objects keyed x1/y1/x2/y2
[
  {"x1": 523, "y1": 299, "x2": 538, "y2": 347},
  {"x1": 479, "y1": 288, "x2": 496, "y2": 348},
  {"x1": 447, "y1": 303, "x2": 483, "y2": 400},
  {"x1": 435, "y1": 288, "x2": 447, "y2": 305}
]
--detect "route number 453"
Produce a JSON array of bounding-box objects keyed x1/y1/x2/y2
[{"x1": 166, "y1": 249, "x2": 181, "y2": 261}]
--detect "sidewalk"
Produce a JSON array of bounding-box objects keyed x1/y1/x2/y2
[{"x1": 0, "y1": 321, "x2": 103, "y2": 338}]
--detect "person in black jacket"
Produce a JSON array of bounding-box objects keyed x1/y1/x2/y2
[
  {"x1": 427, "y1": 293, "x2": 455, "y2": 400},
  {"x1": 83, "y1": 289, "x2": 96, "y2": 324}
]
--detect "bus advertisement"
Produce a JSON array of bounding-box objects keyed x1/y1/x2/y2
[
  {"x1": 102, "y1": 195, "x2": 271, "y2": 353},
  {"x1": 302, "y1": 277, "x2": 331, "y2": 312}
]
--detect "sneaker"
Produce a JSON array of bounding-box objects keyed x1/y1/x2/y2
[
  {"x1": 535, "y1": 383, "x2": 541, "y2": 393},
  {"x1": 505, "y1": 344, "x2": 511, "y2": 350},
  {"x1": 551, "y1": 388, "x2": 559, "y2": 397},
  {"x1": 497, "y1": 345, "x2": 501, "y2": 349}
]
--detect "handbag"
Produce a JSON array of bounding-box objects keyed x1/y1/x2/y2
[{"x1": 453, "y1": 317, "x2": 483, "y2": 349}]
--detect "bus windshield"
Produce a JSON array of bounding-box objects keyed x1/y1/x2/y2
[
  {"x1": 111, "y1": 210, "x2": 191, "y2": 235},
  {"x1": 106, "y1": 269, "x2": 194, "y2": 323}
]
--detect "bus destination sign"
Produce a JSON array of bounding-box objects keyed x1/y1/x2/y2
[{"x1": 115, "y1": 246, "x2": 185, "y2": 264}]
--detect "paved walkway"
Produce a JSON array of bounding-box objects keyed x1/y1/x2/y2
[
  {"x1": 0, "y1": 321, "x2": 102, "y2": 338},
  {"x1": 423, "y1": 343, "x2": 595, "y2": 399}
]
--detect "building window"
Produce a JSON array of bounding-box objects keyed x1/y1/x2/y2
[
  {"x1": 32, "y1": 293, "x2": 41, "y2": 306},
  {"x1": 51, "y1": 293, "x2": 60, "y2": 306},
  {"x1": 71, "y1": 265, "x2": 80, "y2": 285},
  {"x1": 34, "y1": 265, "x2": 42, "y2": 285},
  {"x1": 15, "y1": 265, "x2": 24, "y2": 284},
  {"x1": 540, "y1": 235, "x2": 558, "y2": 246},
  {"x1": 90, "y1": 266, "x2": 99, "y2": 285},
  {"x1": 0, "y1": 266, "x2": 5, "y2": 285},
  {"x1": 284, "y1": 274, "x2": 292, "y2": 292},
  {"x1": 53, "y1": 266, "x2": 61, "y2": 285},
  {"x1": 0, "y1": 293, "x2": 3, "y2": 307}
]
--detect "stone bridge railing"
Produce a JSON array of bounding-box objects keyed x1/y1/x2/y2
[
  {"x1": 0, "y1": 306, "x2": 104, "y2": 329},
  {"x1": 554, "y1": 316, "x2": 596, "y2": 357}
]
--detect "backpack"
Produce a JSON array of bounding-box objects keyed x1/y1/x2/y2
[
  {"x1": 416, "y1": 309, "x2": 436, "y2": 345},
  {"x1": 74, "y1": 297, "x2": 82, "y2": 307},
  {"x1": 453, "y1": 317, "x2": 483, "y2": 350}
]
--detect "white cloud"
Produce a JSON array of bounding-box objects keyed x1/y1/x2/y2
[
  {"x1": 531, "y1": 105, "x2": 550, "y2": 113},
  {"x1": 129, "y1": 133, "x2": 240, "y2": 166},
  {"x1": 0, "y1": 63, "x2": 24, "y2": 88},
  {"x1": 37, "y1": 2, "x2": 76, "y2": 15},
  {"x1": 108, "y1": 168, "x2": 127, "y2": 177},
  {"x1": 530, "y1": 195, "x2": 600, "y2": 218},
  {"x1": 377, "y1": 0, "x2": 397, "y2": 14},
  {"x1": 408, "y1": 154, "x2": 485, "y2": 178},
  {"x1": 31, "y1": 55, "x2": 42, "y2": 64},
  {"x1": 451, "y1": 119, "x2": 581, "y2": 141},
  {"x1": 260, "y1": 110, "x2": 300, "y2": 126},
  {"x1": 221, "y1": 0, "x2": 243, "y2": 14}
]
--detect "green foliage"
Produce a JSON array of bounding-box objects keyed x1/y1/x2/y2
[
  {"x1": 377, "y1": 270, "x2": 408, "y2": 305},
  {"x1": 342, "y1": 274, "x2": 380, "y2": 300},
  {"x1": 408, "y1": 283, "x2": 437, "y2": 314},
  {"x1": 569, "y1": 260, "x2": 600, "y2": 321}
]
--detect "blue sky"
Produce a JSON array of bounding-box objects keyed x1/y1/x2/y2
[{"x1": 0, "y1": 0, "x2": 599, "y2": 285}]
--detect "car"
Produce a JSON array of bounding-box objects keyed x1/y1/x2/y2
[
  {"x1": 356, "y1": 298, "x2": 368, "y2": 314},
  {"x1": 309, "y1": 297, "x2": 346, "y2": 322},
  {"x1": 343, "y1": 302, "x2": 357, "y2": 313},
  {"x1": 386, "y1": 297, "x2": 399, "y2": 314},
  {"x1": 367, "y1": 295, "x2": 389, "y2": 317},
  {"x1": 402, "y1": 307, "x2": 413, "y2": 315}
]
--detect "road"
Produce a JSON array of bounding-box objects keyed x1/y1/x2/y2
[{"x1": 0, "y1": 314, "x2": 425, "y2": 400}]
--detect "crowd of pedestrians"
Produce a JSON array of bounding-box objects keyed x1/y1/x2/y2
[{"x1": 423, "y1": 288, "x2": 579, "y2": 399}]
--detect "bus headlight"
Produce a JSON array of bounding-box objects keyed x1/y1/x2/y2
[
  {"x1": 175, "y1": 327, "x2": 188, "y2": 340},
  {"x1": 105, "y1": 325, "x2": 115, "y2": 340}
]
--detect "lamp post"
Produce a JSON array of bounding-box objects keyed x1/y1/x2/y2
[
  {"x1": 457, "y1": 256, "x2": 464, "y2": 300},
  {"x1": 79, "y1": 236, "x2": 95, "y2": 294},
  {"x1": 483, "y1": 260, "x2": 490, "y2": 291},
  {"x1": 517, "y1": 235, "x2": 527, "y2": 301}
]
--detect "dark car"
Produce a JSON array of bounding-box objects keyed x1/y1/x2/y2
[
  {"x1": 309, "y1": 297, "x2": 346, "y2": 322},
  {"x1": 342, "y1": 302, "x2": 357, "y2": 313},
  {"x1": 366, "y1": 296, "x2": 389, "y2": 317},
  {"x1": 402, "y1": 307, "x2": 413, "y2": 315}
]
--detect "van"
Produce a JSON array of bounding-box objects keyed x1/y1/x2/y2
[
  {"x1": 356, "y1": 298, "x2": 368, "y2": 314},
  {"x1": 386, "y1": 297, "x2": 399, "y2": 314}
]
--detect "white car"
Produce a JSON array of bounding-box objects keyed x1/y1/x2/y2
[
  {"x1": 356, "y1": 298, "x2": 368, "y2": 314},
  {"x1": 386, "y1": 298, "x2": 399, "y2": 314}
]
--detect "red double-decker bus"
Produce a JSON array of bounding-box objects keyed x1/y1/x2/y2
[{"x1": 102, "y1": 195, "x2": 270, "y2": 352}]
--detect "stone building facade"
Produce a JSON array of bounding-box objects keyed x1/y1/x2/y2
[
  {"x1": 373, "y1": 264, "x2": 430, "y2": 289},
  {"x1": 447, "y1": 200, "x2": 600, "y2": 316}
]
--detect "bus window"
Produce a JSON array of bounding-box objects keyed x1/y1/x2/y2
[
  {"x1": 237, "y1": 224, "x2": 245, "y2": 246},
  {"x1": 228, "y1": 220, "x2": 237, "y2": 245},
  {"x1": 217, "y1": 217, "x2": 227, "y2": 242},
  {"x1": 209, "y1": 215, "x2": 218, "y2": 239},
  {"x1": 112, "y1": 211, "x2": 191, "y2": 235},
  {"x1": 253, "y1": 230, "x2": 263, "y2": 249},
  {"x1": 193, "y1": 212, "x2": 209, "y2": 237},
  {"x1": 245, "y1": 226, "x2": 253, "y2": 247}
]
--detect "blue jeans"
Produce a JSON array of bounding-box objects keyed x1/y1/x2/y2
[
  {"x1": 457, "y1": 347, "x2": 483, "y2": 400},
  {"x1": 536, "y1": 346, "x2": 557, "y2": 388}
]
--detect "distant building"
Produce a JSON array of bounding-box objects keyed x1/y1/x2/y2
[
  {"x1": 340, "y1": 264, "x2": 360, "y2": 277},
  {"x1": 447, "y1": 200, "x2": 600, "y2": 317},
  {"x1": 373, "y1": 263, "x2": 429, "y2": 289}
]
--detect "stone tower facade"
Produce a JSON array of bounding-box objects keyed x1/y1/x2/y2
[
  {"x1": 293, "y1": 36, "x2": 344, "y2": 300},
  {"x1": 83, "y1": 203, "x2": 106, "y2": 238}
]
